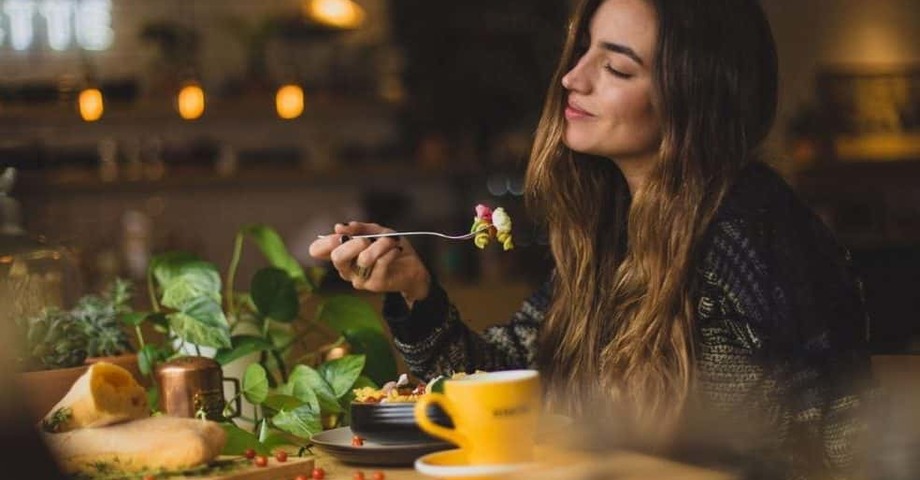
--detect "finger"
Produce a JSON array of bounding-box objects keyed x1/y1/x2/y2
[
  {"x1": 370, "y1": 247, "x2": 402, "y2": 284},
  {"x1": 344, "y1": 222, "x2": 393, "y2": 236},
  {"x1": 356, "y1": 237, "x2": 401, "y2": 268},
  {"x1": 330, "y1": 237, "x2": 372, "y2": 277}
]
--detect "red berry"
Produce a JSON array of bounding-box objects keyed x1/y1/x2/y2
[
  {"x1": 275, "y1": 450, "x2": 288, "y2": 462},
  {"x1": 254, "y1": 455, "x2": 268, "y2": 467},
  {"x1": 353, "y1": 471, "x2": 365, "y2": 480},
  {"x1": 372, "y1": 471, "x2": 385, "y2": 480},
  {"x1": 311, "y1": 467, "x2": 326, "y2": 479},
  {"x1": 244, "y1": 448, "x2": 256, "y2": 459},
  {"x1": 351, "y1": 435, "x2": 365, "y2": 446}
]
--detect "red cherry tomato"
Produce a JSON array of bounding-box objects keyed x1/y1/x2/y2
[
  {"x1": 353, "y1": 471, "x2": 366, "y2": 480},
  {"x1": 275, "y1": 450, "x2": 288, "y2": 462},
  {"x1": 372, "y1": 471, "x2": 386, "y2": 480},
  {"x1": 351, "y1": 435, "x2": 364, "y2": 447},
  {"x1": 311, "y1": 467, "x2": 326, "y2": 479},
  {"x1": 244, "y1": 448, "x2": 256, "y2": 459},
  {"x1": 254, "y1": 455, "x2": 268, "y2": 467}
]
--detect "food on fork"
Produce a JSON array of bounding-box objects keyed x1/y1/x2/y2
[{"x1": 470, "y1": 204, "x2": 514, "y2": 250}]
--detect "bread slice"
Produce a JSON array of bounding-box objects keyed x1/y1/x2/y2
[
  {"x1": 42, "y1": 415, "x2": 227, "y2": 474},
  {"x1": 40, "y1": 361, "x2": 148, "y2": 433}
]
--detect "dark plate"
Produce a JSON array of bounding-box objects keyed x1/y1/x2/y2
[
  {"x1": 310, "y1": 426, "x2": 453, "y2": 466},
  {"x1": 350, "y1": 401, "x2": 453, "y2": 444}
]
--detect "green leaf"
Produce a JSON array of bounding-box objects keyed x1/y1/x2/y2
[
  {"x1": 137, "y1": 344, "x2": 161, "y2": 376},
  {"x1": 250, "y1": 268, "x2": 299, "y2": 323},
  {"x1": 239, "y1": 225, "x2": 306, "y2": 285},
  {"x1": 318, "y1": 355, "x2": 365, "y2": 399},
  {"x1": 353, "y1": 375, "x2": 378, "y2": 390},
  {"x1": 215, "y1": 335, "x2": 274, "y2": 366},
  {"x1": 272, "y1": 404, "x2": 322, "y2": 439},
  {"x1": 316, "y1": 295, "x2": 384, "y2": 333},
  {"x1": 120, "y1": 312, "x2": 148, "y2": 327},
  {"x1": 149, "y1": 251, "x2": 201, "y2": 287},
  {"x1": 342, "y1": 329, "x2": 398, "y2": 386},
  {"x1": 262, "y1": 432, "x2": 300, "y2": 452},
  {"x1": 287, "y1": 365, "x2": 342, "y2": 414},
  {"x1": 160, "y1": 261, "x2": 222, "y2": 309},
  {"x1": 242, "y1": 363, "x2": 269, "y2": 405},
  {"x1": 262, "y1": 394, "x2": 305, "y2": 413},
  {"x1": 220, "y1": 423, "x2": 268, "y2": 456},
  {"x1": 146, "y1": 386, "x2": 160, "y2": 413},
  {"x1": 257, "y1": 418, "x2": 270, "y2": 443},
  {"x1": 167, "y1": 296, "x2": 231, "y2": 348}
]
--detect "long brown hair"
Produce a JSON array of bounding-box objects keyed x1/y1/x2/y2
[{"x1": 527, "y1": 0, "x2": 778, "y2": 439}]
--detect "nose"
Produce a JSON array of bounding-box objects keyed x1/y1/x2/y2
[{"x1": 561, "y1": 58, "x2": 590, "y2": 93}]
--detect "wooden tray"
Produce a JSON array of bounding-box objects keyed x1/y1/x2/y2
[{"x1": 173, "y1": 455, "x2": 315, "y2": 480}]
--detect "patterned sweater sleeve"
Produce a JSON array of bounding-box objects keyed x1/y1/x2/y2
[
  {"x1": 381, "y1": 276, "x2": 552, "y2": 381},
  {"x1": 702, "y1": 204, "x2": 877, "y2": 479}
]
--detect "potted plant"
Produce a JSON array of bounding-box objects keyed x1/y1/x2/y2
[
  {"x1": 15, "y1": 278, "x2": 143, "y2": 422},
  {"x1": 128, "y1": 224, "x2": 397, "y2": 454}
]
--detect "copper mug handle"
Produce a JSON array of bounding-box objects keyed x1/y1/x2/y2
[{"x1": 223, "y1": 377, "x2": 242, "y2": 418}]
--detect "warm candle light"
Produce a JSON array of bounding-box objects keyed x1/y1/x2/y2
[
  {"x1": 78, "y1": 88, "x2": 104, "y2": 122},
  {"x1": 304, "y1": 0, "x2": 365, "y2": 29},
  {"x1": 177, "y1": 83, "x2": 205, "y2": 120},
  {"x1": 275, "y1": 84, "x2": 305, "y2": 120}
]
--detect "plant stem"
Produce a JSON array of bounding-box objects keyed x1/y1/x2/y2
[
  {"x1": 226, "y1": 232, "x2": 245, "y2": 320},
  {"x1": 195, "y1": 344, "x2": 202, "y2": 357},
  {"x1": 146, "y1": 268, "x2": 160, "y2": 313},
  {"x1": 134, "y1": 325, "x2": 146, "y2": 349},
  {"x1": 270, "y1": 348, "x2": 289, "y2": 384}
]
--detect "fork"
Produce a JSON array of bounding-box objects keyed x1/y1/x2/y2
[{"x1": 318, "y1": 226, "x2": 489, "y2": 241}]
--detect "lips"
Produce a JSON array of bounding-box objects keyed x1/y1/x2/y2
[{"x1": 564, "y1": 99, "x2": 593, "y2": 120}]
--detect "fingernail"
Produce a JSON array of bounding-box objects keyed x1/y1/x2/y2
[{"x1": 340, "y1": 235, "x2": 351, "y2": 243}]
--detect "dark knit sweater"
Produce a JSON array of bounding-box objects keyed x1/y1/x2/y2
[{"x1": 382, "y1": 162, "x2": 876, "y2": 479}]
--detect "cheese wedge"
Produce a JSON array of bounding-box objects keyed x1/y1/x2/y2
[
  {"x1": 42, "y1": 415, "x2": 227, "y2": 474},
  {"x1": 40, "y1": 361, "x2": 148, "y2": 433}
]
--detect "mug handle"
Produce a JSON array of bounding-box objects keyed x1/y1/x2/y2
[
  {"x1": 224, "y1": 377, "x2": 242, "y2": 418},
  {"x1": 414, "y1": 393, "x2": 468, "y2": 449}
]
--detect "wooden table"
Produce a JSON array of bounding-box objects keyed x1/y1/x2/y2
[{"x1": 310, "y1": 447, "x2": 738, "y2": 480}]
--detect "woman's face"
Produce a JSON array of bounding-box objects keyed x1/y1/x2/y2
[{"x1": 561, "y1": 0, "x2": 660, "y2": 167}]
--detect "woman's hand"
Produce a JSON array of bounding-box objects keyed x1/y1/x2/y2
[{"x1": 308, "y1": 222, "x2": 431, "y2": 304}]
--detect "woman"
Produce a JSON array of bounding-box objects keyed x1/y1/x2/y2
[{"x1": 310, "y1": 0, "x2": 875, "y2": 477}]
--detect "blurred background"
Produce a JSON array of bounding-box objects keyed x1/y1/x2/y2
[
  {"x1": 0, "y1": 0, "x2": 917, "y2": 350},
  {"x1": 0, "y1": 0, "x2": 918, "y2": 477}
]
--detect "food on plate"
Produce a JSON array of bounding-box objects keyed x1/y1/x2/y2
[
  {"x1": 41, "y1": 415, "x2": 227, "y2": 474},
  {"x1": 470, "y1": 204, "x2": 514, "y2": 250},
  {"x1": 352, "y1": 371, "x2": 487, "y2": 404},
  {"x1": 40, "y1": 361, "x2": 148, "y2": 433}
]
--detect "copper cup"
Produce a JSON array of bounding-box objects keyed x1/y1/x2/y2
[{"x1": 155, "y1": 356, "x2": 241, "y2": 421}]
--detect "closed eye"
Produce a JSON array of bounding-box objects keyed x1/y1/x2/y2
[{"x1": 604, "y1": 64, "x2": 634, "y2": 79}]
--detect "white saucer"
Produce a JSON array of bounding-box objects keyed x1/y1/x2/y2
[{"x1": 414, "y1": 449, "x2": 536, "y2": 479}]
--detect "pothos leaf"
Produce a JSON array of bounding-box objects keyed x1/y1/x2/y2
[
  {"x1": 250, "y1": 268, "x2": 299, "y2": 323},
  {"x1": 272, "y1": 404, "x2": 322, "y2": 440},
  {"x1": 167, "y1": 296, "x2": 231, "y2": 349},
  {"x1": 239, "y1": 225, "x2": 307, "y2": 286},
  {"x1": 242, "y1": 363, "x2": 269, "y2": 405},
  {"x1": 318, "y1": 354, "x2": 365, "y2": 399},
  {"x1": 287, "y1": 365, "x2": 342, "y2": 414},
  {"x1": 220, "y1": 423, "x2": 268, "y2": 456}
]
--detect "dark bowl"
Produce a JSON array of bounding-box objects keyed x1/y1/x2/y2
[{"x1": 350, "y1": 401, "x2": 454, "y2": 445}]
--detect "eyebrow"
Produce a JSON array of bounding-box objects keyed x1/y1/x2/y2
[{"x1": 600, "y1": 41, "x2": 645, "y2": 66}]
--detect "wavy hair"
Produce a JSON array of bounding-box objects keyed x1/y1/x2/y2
[{"x1": 527, "y1": 0, "x2": 778, "y2": 439}]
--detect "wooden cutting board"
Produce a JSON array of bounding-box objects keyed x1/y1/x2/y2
[{"x1": 170, "y1": 455, "x2": 315, "y2": 480}]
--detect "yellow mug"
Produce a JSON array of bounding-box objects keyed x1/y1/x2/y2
[{"x1": 414, "y1": 369, "x2": 541, "y2": 465}]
